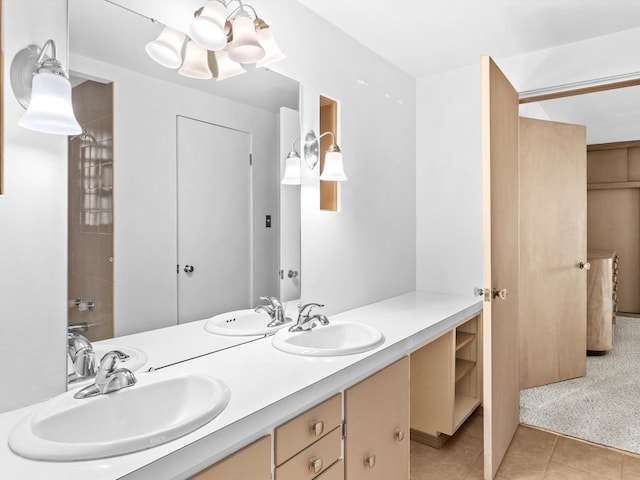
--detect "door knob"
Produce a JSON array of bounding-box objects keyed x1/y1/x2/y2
[
  {"x1": 492, "y1": 288, "x2": 508, "y2": 300},
  {"x1": 288, "y1": 269, "x2": 299, "y2": 278},
  {"x1": 183, "y1": 265, "x2": 194, "y2": 273},
  {"x1": 473, "y1": 287, "x2": 484, "y2": 297},
  {"x1": 579, "y1": 262, "x2": 591, "y2": 270},
  {"x1": 394, "y1": 427, "x2": 405, "y2": 442}
]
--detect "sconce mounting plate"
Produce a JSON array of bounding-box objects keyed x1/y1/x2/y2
[
  {"x1": 10, "y1": 44, "x2": 42, "y2": 110},
  {"x1": 303, "y1": 130, "x2": 319, "y2": 170}
]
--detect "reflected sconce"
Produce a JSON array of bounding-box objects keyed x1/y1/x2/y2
[
  {"x1": 303, "y1": 130, "x2": 347, "y2": 181},
  {"x1": 142, "y1": 0, "x2": 284, "y2": 80},
  {"x1": 281, "y1": 138, "x2": 301, "y2": 185},
  {"x1": 145, "y1": 26, "x2": 186, "y2": 69},
  {"x1": 10, "y1": 39, "x2": 82, "y2": 135},
  {"x1": 179, "y1": 40, "x2": 213, "y2": 79},
  {"x1": 70, "y1": 129, "x2": 97, "y2": 147}
]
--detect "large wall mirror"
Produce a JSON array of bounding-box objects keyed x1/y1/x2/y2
[{"x1": 67, "y1": 0, "x2": 301, "y2": 370}]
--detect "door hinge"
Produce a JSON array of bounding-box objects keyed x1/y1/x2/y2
[
  {"x1": 249, "y1": 153, "x2": 253, "y2": 166},
  {"x1": 342, "y1": 421, "x2": 347, "y2": 439},
  {"x1": 484, "y1": 288, "x2": 491, "y2": 302},
  {"x1": 279, "y1": 269, "x2": 284, "y2": 280}
]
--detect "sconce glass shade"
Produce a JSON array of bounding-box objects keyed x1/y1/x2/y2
[
  {"x1": 227, "y1": 15, "x2": 265, "y2": 64},
  {"x1": 255, "y1": 23, "x2": 286, "y2": 68},
  {"x1": 210, "y1": 50, "x2": 247, "y2": 81},
  {"x1": 281, "y1": 151, "x2": 301, "y2": 185},
  {"x1": 319, "y1": 150, "x2": 347, "y2": 182},
  {"x1": 18, "y1": 72, "x2": 81, "y2": 135},
  {"x1": 179, "y1": 40, "x2": 213, "y2": 79},
  {"x1": 145, "y1": 26, "x2": 185, "y2": 69},
  {"x1": 189, "y1": 0, "x2": 228, "y2": 51}
]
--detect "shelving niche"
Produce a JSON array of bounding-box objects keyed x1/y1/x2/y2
[{"x1": 410, "y1": 313, "x2": 482, "y2": 447}]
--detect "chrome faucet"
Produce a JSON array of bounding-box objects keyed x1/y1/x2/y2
[
  {"x1": 255, "y1": 296, "x2": 289, "y2": 327},
  {"x1": 289, "y1": 303, "x2": 329, "y2": 332},
  {"x1": 67, "y1": 326, "x2": 96, "y2": 384},
  {"x1": 74, "y1": 350, "x2": 137, "y2": 399}
]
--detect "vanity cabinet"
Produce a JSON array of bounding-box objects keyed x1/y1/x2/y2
[
  {"x1": 344, "y1": 357, "x2": 410, "y2": 480},
  {"x1": 410, "y1": 314, "x2": 482, "y2": 446},
  {"x1": 188, "y1": 435, "x2": 271, "y2": 480},
  {"x1": 275, "y1": 393, "x2": 343, "y2": 480}
]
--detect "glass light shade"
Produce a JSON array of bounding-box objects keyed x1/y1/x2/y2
[
  {"x1": 319, "y1": 151, "x2": 347, "y2": 181},
  {"x1": 145, "y1": 26, "x2": 185, "y2": 69},
  {"x1": 281, "y1": 152, "x2": 301, "y2": 185},
  {"x1": 179, "y1": 41, "x2": 213, "y2": 79},
  {"x1": 189, "y1": 0, "x2": 228, "y2": 51},
  {"x1": 227, "y1": 15, "x2": 265, "y2": 64},
  {"x1": 210, "y1": 50, "x2": 246, "y2": 80},
  {"x1": 19, "y1": 72, "x2": 81, "y2": 135},
  {"x1": 256, "y1": 26, "x2": 286, "y2": 68}
]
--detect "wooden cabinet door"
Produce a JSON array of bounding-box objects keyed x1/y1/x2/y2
[
  {"x1": 481, "y1": 56, "x2": 520, "y2": 480},
  {"x1": 344, "y1": 357, "x2": 409, "y2": 480},
  {"x1": 189, "y1": 436, "x2": 271, "y2": 480},
  {"x1": 519, "y1": 117, "x2": 587, "y2": 389}
]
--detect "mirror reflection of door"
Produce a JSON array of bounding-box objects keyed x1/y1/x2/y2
[
  {"x1": 68, "y1": 77, "x2": 114, "y2": 342},
  {"x1": 279, "y1": 107, "x2": 301, "y2": 303},
  {"x1": 177, "y1": 116, "x2": 251, "y2": 323}
]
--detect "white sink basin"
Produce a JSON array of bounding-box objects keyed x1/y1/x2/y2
[
  {"x1": 204, "y1": 308, "x2": 292, "y2": 336},
  {"x1": 272, "y1": 321, "x2": 385, "y2": 356},
  {"x1": 9, "y1": 372, "x2": 230, "y2": 461}
]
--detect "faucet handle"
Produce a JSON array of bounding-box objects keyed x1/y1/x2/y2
[
  {"x1": 98, "y1": 350, "x2": 129, "y2": 373},
  {"x1": 298, "y1": 303, "x2": 325, "y2": 316},
  {"x1": 260, "y1": 295, "x2": 282, "y2": 308}
]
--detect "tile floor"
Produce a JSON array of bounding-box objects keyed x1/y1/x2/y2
[{"x1": 410, "y1": 415, "x2": 640, "y2": 479}]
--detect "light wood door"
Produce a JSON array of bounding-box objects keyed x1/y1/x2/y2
[
  {"x1": 177, "y1": 116, "x2": 252, "y2": 323},
  {"x1": 481, "y1": 56, "x2": 520, "y2": 480},
  {"x1": 345, "y1": 357, "x2": 409, "y2": 480},
  {"x1": 189, "y1": 435, "x2": 271, "y2": 480},
  {"x1": 519, "y1": 117, "x2": 587, "y2": 389}
]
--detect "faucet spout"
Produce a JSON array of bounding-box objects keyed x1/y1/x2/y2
[
  {"x1": 256, "y1": 296, "x2": 288, "y2": 327},
  {"x1": 74, "y1": 350, "x2": 136, "y2": 399},
  {"x1": 289, "y1": 303, "x2": 328, "y2": 332}
]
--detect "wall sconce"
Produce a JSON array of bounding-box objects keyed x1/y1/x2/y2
[
  {"x1": 10, "y1": 39, "x2": 82, "y2": 135},
  {"x1": 303, "y1": 130, "x2": 347, "y2": 181},
  {"x1": 281, "y1": 138, "x2": 301, "y2": 185}
]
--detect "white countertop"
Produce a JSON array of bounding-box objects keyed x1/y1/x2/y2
[{"x1": 0, "y1": 291, "x2": 481, "y2": 480}]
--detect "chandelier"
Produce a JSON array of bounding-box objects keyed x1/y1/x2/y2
[{"x1": 144, "y1": 0, "x2": 285, "y2": 81}]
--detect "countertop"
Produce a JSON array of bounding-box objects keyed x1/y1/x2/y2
[{"x1": 0, "y1": 291, "x2": 481, "y2": 480}]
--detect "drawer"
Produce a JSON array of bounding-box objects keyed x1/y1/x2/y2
[
  {"x1": 315, "y1": 459, "x2": 344, "y2": 480},
  {"x1": 275, "y1": 427, "x2": 342, "y2": 480},
  {"x1": 275, "y1": 393, "x2": 342, "y2": 465}
]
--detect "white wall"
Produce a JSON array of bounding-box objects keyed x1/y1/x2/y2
[
  {"x1": 71, "y1": 54, "x2": 279, "y2": 337},
  {"x1": 416, "y1": 27, "x2": 640, "y2": 296},
  {"x1": 0, "y1": 0, "x2": 68, "y2": 412},
  {"x1": 254, "y1": 0, "x2": 417, "y2": 315}
]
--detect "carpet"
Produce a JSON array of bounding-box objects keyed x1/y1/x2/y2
[{"x1": 519, "y1": 316, "x2": 640, "y2": 454}]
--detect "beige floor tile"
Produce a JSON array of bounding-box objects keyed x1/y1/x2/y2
[
  {"x1": 551, "y1": 436, "x2": 622, "y2": 480},
  {"x1": 496, "y1": 426, "x2": 557, "y2": 480},
  {"x1": 545, "y1": 461, "x2": 616, "y2": 480},
  {"x1": 457, "y1": 414, "x2": 484, "y2": 440},
  {"x1": 410, "y1": 460, "x2": 471, "y2": 480},
  {"x1": 437, "y1": 430, "x2": 484, "y2": 466},
  {"x1": 623, "y1": 454, "x2": 640, "y2": 480}
]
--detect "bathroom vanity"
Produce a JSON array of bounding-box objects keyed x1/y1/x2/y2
[{"x1": 0, "y1": 291, "x2": 481, "y2": 479}]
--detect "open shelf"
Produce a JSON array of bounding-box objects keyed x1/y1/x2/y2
[
  {"x1": 455, "y1": 358, "x2": 476, "y2": 383},
  {"x1": 456, "y1": 332, "x2": 475, "y2": 351},
  {"x1": 453, "y1": 394, "x2": 481, "y2": 430}
]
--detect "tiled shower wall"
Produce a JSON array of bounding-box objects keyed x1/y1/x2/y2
[{"x1": 68, "y1": 80, "x2": 114, "y2": 341}]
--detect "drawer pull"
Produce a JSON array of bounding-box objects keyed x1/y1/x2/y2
[
  {"x1": 309, "y1": 456, "x2": 323, "y2": 474},
  {"x1": 310, "y1": 420, "x2": 324, "y2": 437},
  {"x1": 394, "y1": 427, "x2": 405, "y2": 442},
  {"x1": 364, "y1": 454, "x2": 376, "y2": 468}
]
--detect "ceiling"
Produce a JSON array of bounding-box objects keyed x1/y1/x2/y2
[
  {"x1": 298, "y1": 0, "x2": 640, "y2": 79},
  {"x1": 298, "y1": 0, "x2": 640, "y2": 143}
]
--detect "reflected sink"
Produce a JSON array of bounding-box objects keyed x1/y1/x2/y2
[
  {"x1": 9, "y1": 372, "x2": 230, "y2": 461},
  {"x1": 272, "y1": 321, "x2": 385, "y2": 356},
  {"x1": 204, "y1": 308, "x2": 292, "y2": 336}
]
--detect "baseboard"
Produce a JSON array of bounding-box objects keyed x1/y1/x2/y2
[{"x1": 410, "y1": 429, "x2": 451, "y2": 449}]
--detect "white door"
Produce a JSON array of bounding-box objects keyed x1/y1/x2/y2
[
  {"x1": 279, "y1": 107, "x2": 301, "y2": 302},
  {"x1": 177, "y1": 116, "x2": 252, "y2": 323}
]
